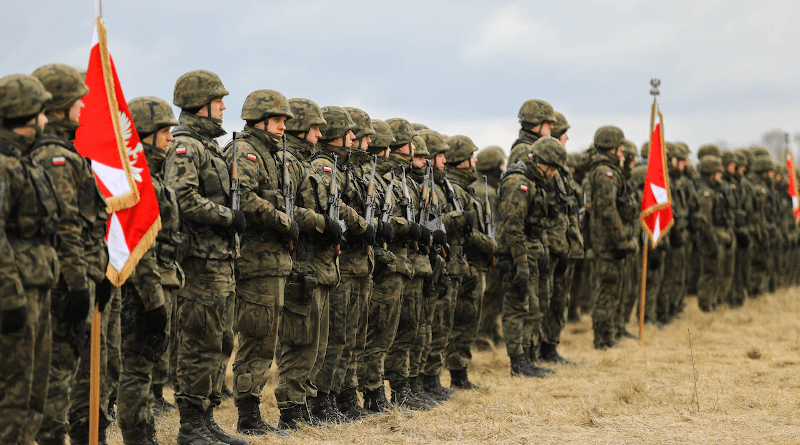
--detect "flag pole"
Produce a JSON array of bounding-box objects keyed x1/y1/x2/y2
[{"x1": 639, "y1": 78, "x2": 661, "y2": 342}]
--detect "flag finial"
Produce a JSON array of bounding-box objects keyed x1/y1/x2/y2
[{"x1": 649, "y1": 78, "x2": 661, "y2": 97}]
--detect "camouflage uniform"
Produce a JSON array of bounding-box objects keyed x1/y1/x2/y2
[
  {"x1": 614, "y1": 141, "x2": 640, "y2": 339},
  {"x1": 747, "y1": 158, "x2": 773, "y2": 297},
  {"x1": 507, "y1": 99, "x2": 556, "y2": 165},
  {"x1": 0, "y1": 74, "x2": 59, "y2": 445}
]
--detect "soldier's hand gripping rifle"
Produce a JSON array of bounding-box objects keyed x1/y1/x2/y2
[
  {"x1": 363, "y1": 155, "x2": 378, "y2": 254},
  {"x1": 282, "y1": 134, "x2": 294, "y2": 251},
  {"x1": 378, "y1": 174, "x2": 396, "y2": 245},
  {"x1": 483, "y1": 174, "x2": 496, "y2": 266},
  {"x1": 229, "y1": 132, "x2": 242, "y2": 249},
  {"x1": 429, "y1": 173, "x2": 449, "y2": 259},
  {"x1": 327, "y1": 154, "x2": 344, "y2": 256},
  {"x1": 417, "y1": 161, "x2": 439, "y2": 254},
  {"x1": 400, "y1": 165, "x2": 420, "y2": 252},
  {"x1": 443, "y1": 176, "x2": 468, "y2": 245}
]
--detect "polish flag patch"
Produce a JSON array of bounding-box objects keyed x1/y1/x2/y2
[
  {"x1": 246, "y1": 153, "x2": 257, "y2": 162},
  {"x1": 323, "y1": 166, "x2": 332, "y2": 173},
  {"x1": 606, "y1": 171, "x2": 614, "y2": 177},
  {"x1": 519, "y1": 184, "x2": 528, "y2": 192},
  {"x1": 52, "y1": 156, "x2": 66, "y2": 166},
  {"x1": 175, "y1": 147, "x2": 186, "y2": 155}
]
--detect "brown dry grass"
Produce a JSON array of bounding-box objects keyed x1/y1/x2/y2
[{"x1": 105, "y1": 288, "x2": 800, "y2": 444}]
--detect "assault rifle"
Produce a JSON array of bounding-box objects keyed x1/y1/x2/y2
[
  {"x1": 443, "y1": 176, "x2": 467, "y2": 244},
  {"x1": 328, "y1": 154, "x2": 342, "y2": 255},
  {"x1": 229, "y1": 132, "x2": 241, "y2": 249},
  {"x1": 379, "y1": 174, "x2": 396, "y2": 242},
  {"x1": 400, "y1": 166, "x2": 420, "y2": 252},
  {"x1": 282, "y1": 134, "x2": 294, "y2": 251},
  {"x1": 363, "y1": 155, "x2": 378, "y2": 253},
  {"x1": 483, "y1": 175, "x2": 495, "y2": 241}
]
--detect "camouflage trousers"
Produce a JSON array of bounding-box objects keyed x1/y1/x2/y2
[
  {"x1": 232, "y1": 276, "x2": 284, "y2": 403},
  {"x1": 422, "y1": 269, "x2": 455, "y2": 378},
  {"x1": 214, "y1": 301, "x2": 235, "y2": 402},
  {"x1": 105, "y1": 286, "x2": 121, "y2": 407},
  {"x1": 570, "y1": 257, "x2": 593, "y2": 317},
  {"x1": 477, "y1": 265, "x2": 503, "y2": 344},
  {"x1": 644, "y1": 251, "x2": 666, "y2": 322},
  {"x1": 274, "y1": 278, "x2": 329, "y2": 408},
  {"x1": 117, "y1": 282, "x2": 169, "y2": 434},
  {"x1": 502, "y1": 258, "x2": 539, "y2": 358},
  {"x1": 357, "y1": 268, "x2": 407, "y2": 391},
  {"x1": 0, "y1": 287, "x2": 51, "y2": 445},
  {"x1": 313, "y1": 274, "x2": 353, "y2": 395},
  {"x1": 446, "y1": 265, "x2": 485, "y2": 371},
  {"x1": 591, "y1": 256, "x2": 625, "y2": 347},
  {"x1": 659, "y1": 245, "x2": 686, "y2": 320},
  {"x1": 522, "y1": 259, "x2": 544, "y2": 353},
  {"x1": 543, "y1": 257, "x2": 575, "y2": 345},
  {"x1": 718, "y1": 240, "x2": 737, "y2": 306},
  {"x1": 697, "y1": 244, "x2": 723, "y2": 311},
  {"x1": 729, "y1": 244, "x2": 750, "y2": 307},
  {"x1": 749, "y1": 239, "x2": 770, "y2": 297},
  {"x1": 174, "y1": 256, "x2": 235, "y2": 412},
  {"x1": 409, "y1": 273, "x2": 439, "y2": 378},
  {"x1": 616, "y1": 254, "x2": 639, "y2": 334},
  {"x1": 333, "y1": 275, "x2": 371, "y2": 393},
  {"x1": 153, "y1": 286, "x2": 179, "y2": 390},
  {"x1": 385, "y1": 276, "x2": 425, "y2": 384}
]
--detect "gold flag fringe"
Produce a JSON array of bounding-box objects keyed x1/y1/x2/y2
[
  {"x1": 105, "y1": 216, "x2": 162, "y2": 286},
  {"x1": 96, "y1": 16, "x2": 140, "y2": 213}
]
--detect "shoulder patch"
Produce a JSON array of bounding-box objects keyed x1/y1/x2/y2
[
  {"x1": 323, "y1": 166, "x2": 332, "y2": 173},
  {"x1": 52, "y1": 156, "x2": 66, "y2": 166},
  {"x1": 175, "y1": 147, "x2": 186, "y2": 155},
  {"x1": 246, "y1": 153, "x2": 257, "y2": 162},
  {"x1": 606, "y1": 171, "x2": 614, "y2": 177},
  {"x1": 519, "y1": 184, "x2": 529, "y2": 192},
  {"x1": 703, "y1": 191, "x2": 710, "y2": 197}
]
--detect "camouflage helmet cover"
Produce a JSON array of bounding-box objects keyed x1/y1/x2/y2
[
  {"x1": 751, "y1": 156, "x2": 774, "y2": 174},
  {"x1": 386, "y1": 118, "x2": 417, "y2": 147},
  {"x1": 445, "y1": 135, "x2": 479, "y2": 165},
  {"x1": 412, "y1": 134, "x2": 430, "y2": 157},
  {"x1": 475, "y1": 145, "x2": 506, "y2": 171},
  {"x1": 286, "y1": 98, "x2": 326, "y2": 132},
  {"x1": 698, "y1": 155, "x2": 723, "y2": 175},
  {"x1": 593, "y1": 125, "x2": 625, "y2": 151},
  {"x1": 621, "y1": 139, "x2": 638, "y2": 160},
  {"x1": 411, "y1": 123, "x2": 429, "y2": 131},
  {"x1": 531, "y1": 136, "x2": 567, "y2": 169},
  {"x1": 417, "y1": 129, "x2": 448, "y2": 158},
  {"x1": 550, "y1": 111, "x2": 570, "y2": 138},
  {"x1": 749, "y1": 145, "x2": 771, "y2": 160},
  {"x1": 697, "y1": 144, "x2": 721, "y2": 159},
  {"x1": 173, "y1": 69, "x2": 229, "y2": 109},
  {"x1": 734, "y1": 151, "x2": 748, "y2": 167},
  {"x1": 128, "y1": 96, "x2": 178, "y2": 136},
  {"x1": 344, "y1": 107, "x2": 375, "y2": 138},
  {"x1": 319, "y1": 106, "x2": 356, "y2": 141},
  {"x1": 240, "y1": 89, "x2": 293, "y2": 121},
  {"x1": 368, "y1": 119, "x2": 395, "y2": 149},
  {"x1": 0, "y1": 74, "x2": 53, "y2": 122},
  {"x1": 720, "y1": 150, "x2": 736, "y2": 168},
  {"x1": 31, "y1": 63, "x2": 88, "y2": 111},
  {"x1": 518, "y1": 99, "x2": 556, "y2": 127},
  {"x1": 640, "y1": 141, "x2": 650, "y2": 159}
]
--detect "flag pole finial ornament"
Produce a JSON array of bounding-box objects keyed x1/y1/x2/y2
[{"x1": 650, "y1": 78, "x2": 661, "y2": 97}]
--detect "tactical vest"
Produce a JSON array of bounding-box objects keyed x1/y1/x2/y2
[
  {"x1": 502, "y1": 161, "x2": 549, "y2": 240},
  {"x1": 172, "y1": 125, "x2": 230, "y2": 223},
  {"x1": 152, "y1": 174, "x2": 184, "y2": 266}
]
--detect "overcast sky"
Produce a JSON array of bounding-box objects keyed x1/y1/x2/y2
[{"x1": 2, "y1": 1, "x2": 799, "y2": 159}]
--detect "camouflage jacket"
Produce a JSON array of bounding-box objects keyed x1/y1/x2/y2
[
  {"x1": 144, "y1": 142, "x2": 184, "y2": 288},
  {"x1": 695, "y1": 176, "x2": 733, "y2": 248},
  {"x1": 722, "y1": 172, "x2": 750, "y2": 239},
  {"x1": 497, "y1": 160, "x2": 548, "y2": 266},
  {"x1": 0, "y1": 129, "x2": 60, "y2": 309},
  {"x1": 164, "y1": 112, "x2": 234, "y2": 260},
  {"x1": 449, "y1": 168, "x2": 497, "y2": 271},
  {"x1": 746, "y1": 173, "x2": 772, "y2": 242},
  {"x1": 507, "y1": 129, "x2": 539, "y2": 165},
  {"x1": 409, "y1": 165, "x2": 435, "y2": 277},
  {"x1": 126, "y1": 236, "x2": 165, "y2": 311},
  {"x1": 563, "y1": 169, "x2": 585, "y2": 259},
  {"x1": 434, "y1": 170, "x2": 469, "y2": 277},
  {"x1": 586, "y1": 150, "x2": 636, "y2": 256}
]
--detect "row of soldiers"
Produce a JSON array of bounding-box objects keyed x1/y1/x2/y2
[{"x1": 1, "y1": 63, "x2": 797, "y2": 445}]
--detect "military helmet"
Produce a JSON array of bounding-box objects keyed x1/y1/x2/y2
[
  {"x1": 518, "y1": 99, "x2": 556, "y2": 127},
  {"x1": 344, "y1": 107, "x2": 375, "y2": 138},
  {"x1": 319, "y1": 106, "x2": 356, "y2": 141},
  {"x1": 621, "y1": 139, "x2": 638, "y2": 160},
  {"x1": 640, "y1": 141, "x2": 650, "y2": 159},
  {"x1": 698, "y1": 155, "x2": 723, "y2": 175},
  {"x1": 749, "y1": 145, "x2": 771, "y2": 160},
  {"x1": 128, "y1": 96, "x2": 178, "y2": 137},
  {"x1": 720, "y1": 150, "x2": 736, "y2": 169},
  {"x1": 751, "y1": 156, "x2": 774, "y2": 174},
  {"x1": 412, "y1": 134, "x2": 430, "y2": 157},
  {"x1": 240, "y1": 89, "x2": 293, "y2": 122},
  {"x1": 286, "y1": 98, "x2": 326, "y2": 133},
  {"x1": 531, "y1": 136, "x2": 567, "y2": 169},
  {"x1": 593, "y1": 125, "x2": 625, "y2": 151},
  {"x1": 368, "y1": 119, "x2": 395, "y2": 149},
  {"x1": 476, "y1": 145, "x2": 506, "y2": 171},
  {"x1": 666, "y1": 142, "x2": 688, "y2": 161},
  {"x1": 550, "y1": 111, "x2": 570, "y2": 139},
  {"x1": 31, "y1": 64, "x2": 88, "y2": 111},
  {"x1": 412, "y1": 123, "x2": 429, "y2": 131},
  {"x1": 697, "y1": 144, "x2": 721, "y2": 159},
  {"x1": 734, "y1": 151, "x2": 748, "y2": 168},
  {"x1": 445, "y1": 135, "x2": 479, "y2": 165},
  {"x1": 0, "y1": 74, "x2": 53, "y2": 124},
  {"x1": 173, "y1": 69, "x2": 229, "y2": 109},
  {"x1": 418, "y1": 129, "x2": 449, "y2": 158},
  {"x1": 386, "y1": 118, "x2": 417, "y2": 148}
]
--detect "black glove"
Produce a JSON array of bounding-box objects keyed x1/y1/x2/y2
[
  {"x1": 360, "y1": 224, "x2": 376, "y2": 245},
  {"x1": 96, "y1": 277, "x2": 113, "y2": 313},
  {"x1": 707, "y1": 241, "x2": 719, "y2": 257},
  {"x1": 419, "y1": 226, "x2": 432, "y2": 246},
  {"x1": 647, "y1": 254, "x2": 662, "y2": 270},
  {"x1": 612, "y1": 248, "x2": 629, "y2": 260},
  {"x1": 407, "y1": 221, "x2": 422, "y2": 241},
  {"x1": 669, "y1": 229, "x2": 685, "y2": 248},
  {"x1": 140, "y1": 305, "x2": 168, "y2": 336},
  {"x1": 66, "y1": 289, "x2": 91, "y2": 325},
  {"x1": 432, "y1": 229, "x2": 447, "y2": 246},
  {"x1": 322, "y1": 214, "x2": 343, "y2": 245},
  {"x1": 463, "y1": 210, "x2": 475, "y2": 233},
  {"x1": 282, "y1": 220, "x2": 300, "y2": 244},
  {"x1": 512, "y1": 263, "x2": 530, "y2": 289},
  {"x1": 378, "y1": 220, "x2": 395, "y2": 243},
  {"x1": 228, "y1": 209, "x2": 247, "y2": 235},
  {"x1": 0, "y1": 306, "x2": 26, "y2": 335},
  {"x1": 553, "y1": 256, "x2": 568, "y2": 275},
  {"x1": 736, "y1": 232, "x2": 751, "y2": 249}
]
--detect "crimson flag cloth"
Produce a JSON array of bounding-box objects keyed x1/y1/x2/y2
[
  {"x1": 74, "y1": 17, "x2": 161, "y2": 285},
  {"x1": 639, "y1": 112, "x2": 673, "y2": 247},
  {"x1": 786, "y1": 150, "x2": 800, "y2": 223}
]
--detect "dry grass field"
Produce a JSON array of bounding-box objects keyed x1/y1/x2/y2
[{"x1": 106, "y1": 288, "x2": 800, "y2": 444}]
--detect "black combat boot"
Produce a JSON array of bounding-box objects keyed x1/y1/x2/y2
[
  {"x1": 327, "y1": 391, "x2": 353, "y2": 423},
  {"x1": 510, "y1": 355, "x2": 547, "y2": 378},
  {"x1": 204, "y1": 406, "x2": 249, "y2": 445},
  {"x1": 68, "y1": 420, "x2": 108, "y2": 445},
  {"x1": 121, "y1": 420, "x2": 149, "y2": 445},
  {"x1": 421, "y1": 374, "x2": 451, "y2": 401},
  {"x1": 277, "y1": 404, "x2": 304, "y2": 431},
  {"x1": 616, "y1": 329, "x2": 638, "y2": 340},
  {"x1": 336, "y1": 387, "x2": 374, "y2": 420},
  {"x1": 524, "y1": 346, "x2": 554, "y2": 374},
  {"x1": 540, "y1": 342, "x2": 577, "y2": 365},
  {"x1": 236, "y1": 396, "x2": 290, "y2": 436},
  {"x1": 363, "y1": 384, "x2": 398, "y2": 413},
  {"x1": 307, "y1": 392, "x2": 340, "y2": 423},
  {"x1": 449, "y1": 369, "x2": 486, "y2": 391},
  {"x1": 152, "y1": 384, "x2": 175, "y2": 415},
  {"x1": 177, "y1": 404, "x2": 221, "y2": 445},
  {"x1": 410, "y1": 376, "x2": 439, "y2": 406},
  {"x1": 146, "y1": 418, "x2": 159, "y2": 445},
  {"x1": 390, "y1": 379, "x2": 431, "y2": 410}
]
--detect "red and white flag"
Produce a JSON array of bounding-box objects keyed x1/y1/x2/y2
[
  {"x1": 74, "y1": 17, "x2": 161, "y2": 285},
  {"x1": 640, "y1": 111, "x2": 673, "y2": 246},
  {"x1": 786, "y1": 150, "x2": 799, "y2": 224}
]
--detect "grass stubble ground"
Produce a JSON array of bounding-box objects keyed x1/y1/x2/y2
[{"x1": 106, "y1": 287, "x2": 800, "y2": 444}]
